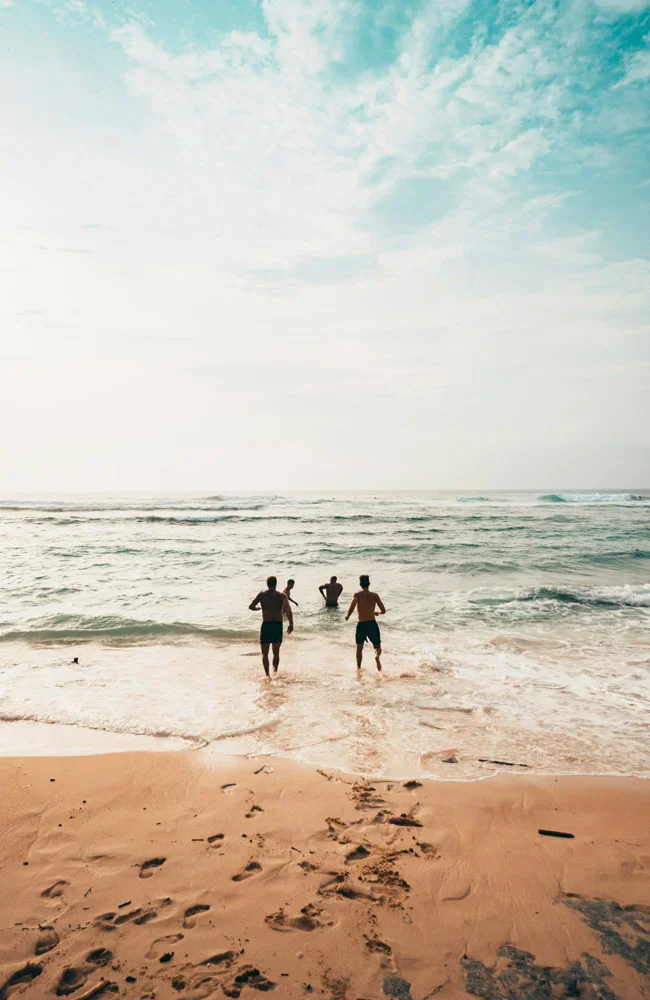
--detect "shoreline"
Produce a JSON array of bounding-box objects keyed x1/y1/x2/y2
[
  {"x1": 1, "y1": 719, "x2": 650, "y2": 785},
  {"x1": 1, "y1": 748, "x2": 648, "y2": 999}
]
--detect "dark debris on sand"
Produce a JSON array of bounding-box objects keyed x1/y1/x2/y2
[
  {"x1": 382, "y1": 973, "x2": 413, "y2": 1000},
  {"x1": 560, "y1": 896, "x2": 650, "y2": 978},
  {"x1": 461, "y1": 944, "x2": 618, "y2": 999}
]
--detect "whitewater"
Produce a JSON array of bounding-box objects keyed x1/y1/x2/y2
[{"x1": 0, "y1": 490, "x2": 648, "y2": 778}]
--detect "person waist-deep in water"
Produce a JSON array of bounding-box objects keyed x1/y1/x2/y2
[
  {"x1": 345, "y1": 574, "x2": 386, "y2": 671},
  {"x1": 319, "y1": 575, "x2": 343, "y2": 607},
  {"x1": 249, "y1": 576, "x2": 293, "y2": 677}
]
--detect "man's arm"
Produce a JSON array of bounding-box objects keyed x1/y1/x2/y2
[
  {"x1": 345, "y1": 594, "x2": 358, "y2": 621},
  {"x1": 289, "y1": 596, "x2": 299, "y2": 606},
  {"x1": 249, "y1": 593, "x2": 262, "y2": 611},
  {"x1": 318, "y1": 584, "x2": 327, "y2": 601},
  {"x1": 282, "y1": 594, "x2": 294, "y2": 632},
  {"x1": 375, "y1": 595, "x2": 386, "y2": 615}
]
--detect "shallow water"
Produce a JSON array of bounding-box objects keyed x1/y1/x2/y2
[{"x1": 0, "y1": 490, "x2": 648, "y2": 777}]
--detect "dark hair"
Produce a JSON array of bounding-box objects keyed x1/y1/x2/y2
[
  {"x1": 330, "y1": 575, "x2": 337, "y2": 583},
  {"x1": 267, "y1": 576, "x2": 277, "y2": 588},
  {"x1": 359, "y1": 574, "x2": 370, "y2": 588},
  {"x1": 287, "y1": 579, "x2": 295, "y2": 587}
]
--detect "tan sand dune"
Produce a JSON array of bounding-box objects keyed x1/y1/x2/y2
[{"x1": 0, "y1": 751, "x2": 648, "y2": 999}]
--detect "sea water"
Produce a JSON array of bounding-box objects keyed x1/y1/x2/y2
[{"x1": 0, "y1": 491, "x2": 648, "y2": 778}]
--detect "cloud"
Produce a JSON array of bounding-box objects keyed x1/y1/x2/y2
[
  {"x1": 592, "y1": 0, "x2": 650, "y2": 10},
  {"x1": 34, "y1": 245, "x2": 92, "y2": 253},
  {"x1": 1, "y1": 0, "x2": 649, "y2": 488},
  {"x1": 616, "y1": 39, "x2": 650, "y2": 86}
]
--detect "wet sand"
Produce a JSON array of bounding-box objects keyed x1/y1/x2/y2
[{"x1": 1, "y1": 750, "x2": 648, "y2": 999}]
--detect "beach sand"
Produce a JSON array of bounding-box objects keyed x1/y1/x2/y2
[{"x1": 1, "y1": 750, "x2": 648, "y2": 1000}]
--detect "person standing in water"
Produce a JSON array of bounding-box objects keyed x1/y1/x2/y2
[
  {"x1": 283, "y1": 579, "x2": 299, "y2": 606},
  {"x1": 319, "y1": 576, "x2": 343, "y2": 607},
  {"x1": 345, "y1": 574, "x2": 386, "y2": 671},
  {"x1": 249, "y1": 576, "x2": 293, "y2": 677}
]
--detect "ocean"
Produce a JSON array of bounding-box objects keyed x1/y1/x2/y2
[{"x1": 0, "y1": 491, "x2": 648, "y2": 778}]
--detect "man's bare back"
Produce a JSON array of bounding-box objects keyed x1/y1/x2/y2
[
  {"x1": 349, "y1": 589, "x2": 385, "y2": 621},
  {"x1": 345, "y1": 575, "x2": 386, "y2": 671},
  {"x1": 249, "y1": 576, "x2": 293, "y2": 677},
  {"x1": 319, "y1": 577, "x2": 343, "y2": 606},
  {"x1": 255, "y1": 589, "x2": 287, "y2": 622}
]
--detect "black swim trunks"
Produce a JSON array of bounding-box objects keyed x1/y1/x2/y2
[
  {"x1": 355, "y1": 620, "x2": 381, "y2": 647},
  {"x1": 260, "y1": 621, "x2": 283, "y2": 645}
]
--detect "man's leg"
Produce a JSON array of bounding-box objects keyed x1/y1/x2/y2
[
  {"x1": 373, "y1": 643, "x2": 382, "y2": 672},
  {"x1": 356, "y1": 643, "x2": 364, "y2": 668},
  {"x1": 272, "y1": 643, "x2": 281, "y2": 673},
  {"x1": 261, "y1": 643, "x2": 270, "y2": 677}
]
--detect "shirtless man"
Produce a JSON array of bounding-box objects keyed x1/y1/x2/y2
[
  {"x1": 319, "y1": 576, "x2": 343, "y2": 607},
  {"x1": 345, "y1": 574, "x2": 386, "y2": 671},
  {"x1": 283, "y1": 579, "x2": 298, "y2": 607},
  {"x1": 249, "y1": 576, "x2": 293, "y2": 677}
]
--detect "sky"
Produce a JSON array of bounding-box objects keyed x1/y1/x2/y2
[{"x1": 1, "y1": 0, "x2": 649, "y2": 490}]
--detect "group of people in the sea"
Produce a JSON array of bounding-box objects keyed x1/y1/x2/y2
[{"x1": 248, "y1": 574, "x2": 386, "y2": 677}]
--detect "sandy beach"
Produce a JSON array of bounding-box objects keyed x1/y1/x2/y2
[{"x1": 1, "y1": 750, "x2": 648, "y2": 1000}]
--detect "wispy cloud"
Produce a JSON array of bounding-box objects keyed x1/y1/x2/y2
[{"x1": 1, "y1": 0, "x2": 649, "y2": 487}]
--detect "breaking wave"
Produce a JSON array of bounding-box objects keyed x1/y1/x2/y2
[
  {"x1": 539, "y1": 493, "x2": 646, "y2": 504},
  {"x1": 0, "y1": 615, "x2": 255, "y2": 645},
  {"x1": 472, "y1": 585, "x2": 650, "y2": 609}
]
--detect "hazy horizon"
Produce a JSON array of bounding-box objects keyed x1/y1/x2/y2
[{"x1": 2, "y1": 0, "x2": 649, "y2": 490}]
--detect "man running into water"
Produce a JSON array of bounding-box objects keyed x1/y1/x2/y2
[
  {"x1": 345, "y1": 574, "x2": 386, "y2": 671},
  {"x1": 283, "y1": 579, "x2": 299, "y2": 606},
  {"x1": 249, "y1": 576, "x2": 293, "y2": 677},
  {"x1": 319, "y1": 576, "x2": 343, "y2": 607}
]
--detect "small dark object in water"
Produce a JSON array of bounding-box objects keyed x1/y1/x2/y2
[
  {"x1": 73, "y1": 657, "x2": 79, "y2": 664},
  {"x1": 539, "y1": 829, "x2": 575, "y2": 839}
]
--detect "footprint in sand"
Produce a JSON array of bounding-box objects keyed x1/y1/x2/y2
[
  {"x1": 95, "y1": 907, "x2": 157, "y2": 930},
  {"x1": 365, "y1": 938, "x2": 392, "y2": 954},
  {"x1": 265, "y1": 904, "x2": 321, "y2": 932},
  {"x1": 183, "y1": 904, "x2": 211, "y2": 929},
  {"x1": 55, "y1": 967, "x2": 88, "y2": 996},
  {"x1": 86, "y1": 949, "x2": 113, "y2": 967},
  {"x1": 416, "y1": 841, "x2": 440, "y2": 859},
  {"x1": 345, "y1": 845, "x2": 371, "y2": 864},
  {"x1": 318, "y1": 872, "x2": 373, "y2": 901},
  {"x1": 232, "y1": 862, "x2": 262, "y2": 882},
  {"x1": 41, "y1": 880, "x2": 70, "y2": 899},
  {"x1": 139, "y1": 857, "x2": 166, "y2": 878},
  {"x1": 221, "y1": 783, "x2": 236, "y2": 793},
  {"x1": 0, "y1": 963, "x2": 42, "y2": 999},
  {"x1": 388, "y1": 814, "x2": 422, "y2": 828},
  {"x1": 35, "y1": 929, "x2": 59, "y2": 956},
  {"x1": 183, "y1": 973, "x2": 219, "y2": 999},
  {"x1": 201, "y1": 950, "x2": 236, "y2": 968},
  {"x1": 145, "y1": 933, "x2": 183, "y2": 960},
  {"x1": 224, "y1": 965, "x2": 276, "y2": 998},
  {"x1": 207, "y1": 834, "x2": 224, "y2": 845}
]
